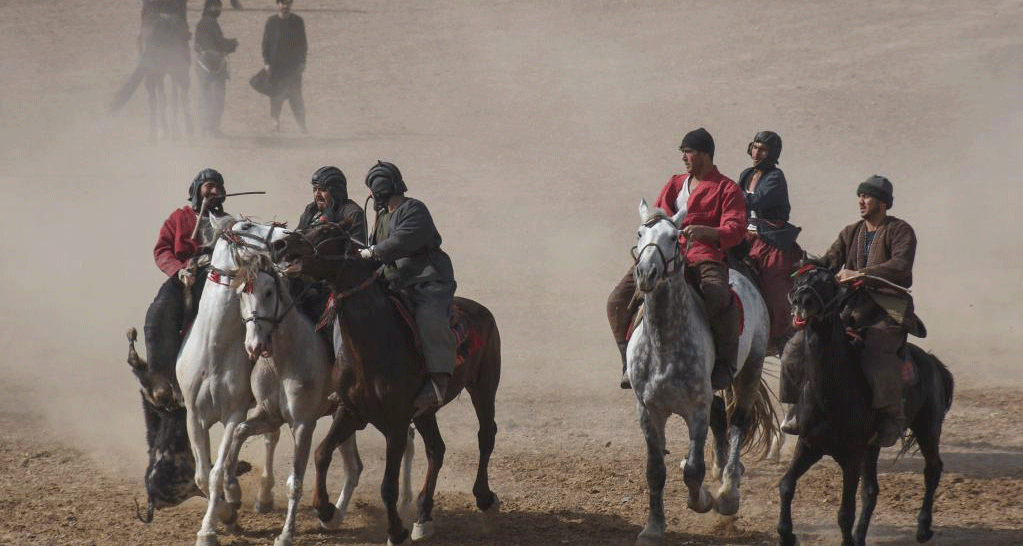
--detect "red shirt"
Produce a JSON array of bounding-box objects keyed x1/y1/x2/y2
[
  {"x1": 153, "y1": 206, "x2": 201, "y2": 277},
  {"x1": 654, "y1": 166, "x2": 747, "y2": 264}
]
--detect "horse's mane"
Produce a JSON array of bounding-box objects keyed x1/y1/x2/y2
[
  {"x1": 641, "y1": 208, "x2": 670, "y2": 225},
  {"x1": 231, "y1": 253, "x2": 275, "y2": 290}
]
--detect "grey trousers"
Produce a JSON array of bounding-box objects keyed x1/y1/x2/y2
[{"x1": 407, "y1": 280, "x2": 457, "y2": 375}]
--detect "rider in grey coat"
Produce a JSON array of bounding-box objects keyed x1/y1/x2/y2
[{"x1": 361, "y1": 161, "x2": 456, "y2": 416}]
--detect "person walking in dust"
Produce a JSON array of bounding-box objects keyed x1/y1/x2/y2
[
  {"x1": 261, "y1": 0, "x2": 308, "y2": 133},
  {"x1": 194, "y1": 0, "x2": 238, "y2": 137}
]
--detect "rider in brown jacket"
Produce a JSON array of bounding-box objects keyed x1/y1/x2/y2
[{"x1": 781, "y1": 175, "x2": 920, "y2": 447}]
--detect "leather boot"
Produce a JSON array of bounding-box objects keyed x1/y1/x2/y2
[
  {"x1": 618, "y1": 342, "x2": 631, "y2": 390},
  {"x1": 780, "y1": 403, "x2": 799, "y2": 435},
  {"x1": 871, "y1": 403, "x2": 905, "y2": 447},
  {"x1": 413, "y1": 373, "x2": 449, "y2": 417},
  {"x1": 708, "y1": 303, "x2": 739, "y2": 391}
]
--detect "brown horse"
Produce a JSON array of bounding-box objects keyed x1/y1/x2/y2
[{"x1": 274, "y1": 222, "x2": 502, "y2": 545}]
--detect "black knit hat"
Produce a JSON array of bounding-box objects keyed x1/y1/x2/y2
[
  {"x1": 679, "y1": 127, "x2": 715, "y2": 158},
  {"x1": 856, "y1": 175, "x2": 894, "y2": 209}
]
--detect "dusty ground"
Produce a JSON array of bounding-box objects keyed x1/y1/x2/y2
[{"x1": 1, "y1": 0, "x2": 1022, "y2": 545}]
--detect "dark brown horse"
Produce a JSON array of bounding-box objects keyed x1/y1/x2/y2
[
  {"x1": 274, "y1": 222, "x2": 501, "y2": 544},
  {"x1": 779, "y1": 265, "x2": 953, "y2": 546}
]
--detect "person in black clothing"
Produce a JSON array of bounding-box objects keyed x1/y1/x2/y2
[
  {"x1": 261, "y1": 0, "x2": 308, "y2": 133},
  {"x1": 194, "y1": 0, "x2": 238, "y2": 137}
]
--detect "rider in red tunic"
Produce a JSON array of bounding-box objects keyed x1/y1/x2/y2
[{"x1": 608, "y1": 128, "x2": 747, "y2": 391}]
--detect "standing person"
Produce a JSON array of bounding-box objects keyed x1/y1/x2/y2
[
  {"x1": 781, "y1": 176, "x2": 920, "y2": 447},
  {"x1": 360, "y1": 161, "x2": 457, "y2": 416},
  {"x1": 261, "y1": 0, "x2": 307, "y2": 133},
  {"x1": 194, "y1": 0, "x2": 238, "y2": 137},
  {"x1": 607, "y1": 128, "x2": 747, "y2": 390},
  {"x1": 736, "y1": 130, "x2": 802, "y2": 353}
]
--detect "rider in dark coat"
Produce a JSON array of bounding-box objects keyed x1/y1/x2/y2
[
  {"x1": 736, "y1": 131, "x2": 802, "y2": 352},
  {"x1": 194, "y1": 0, "x2": 238, "y2": 137},
  {"x1": 362, "y1": 161, "x2": 457, "y2": 416},
  {"x1": 781, "y1": 175, "x2": 920, "y2": 447}
]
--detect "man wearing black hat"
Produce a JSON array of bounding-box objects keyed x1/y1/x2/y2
[
  {"x1": 780, "y1": 175, "x2": 919, "y2": 447},
  {"x1": 144, "y1": 168, "x2": 231, "y2": 407},
  {"x1": 360, "y1": 161, "x2": 457, "y2": 416},
  {"x1": 294, "y1": 166, "x2": 368, "y2": 341},
  {"x1": 607, "y1": 128, "x2": 748, "y2": 391},
  {"x1": 194, "y1": 0, "x2": 238, "y2": 138}
]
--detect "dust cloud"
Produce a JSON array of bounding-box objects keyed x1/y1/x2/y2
[{"x1": 0, "y1": 0, "x2": 1020, "y2": 478}]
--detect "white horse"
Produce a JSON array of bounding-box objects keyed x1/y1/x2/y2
[{"x1": 629, "y1": 200, "x2": 774, "y2": 546}]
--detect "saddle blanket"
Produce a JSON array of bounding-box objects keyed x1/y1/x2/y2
[{"x1": 318, "y1": 294, "x2": 484, "y2": 369}]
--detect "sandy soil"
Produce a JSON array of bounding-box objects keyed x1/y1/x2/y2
[{"x1": 0, "y1": 0, "x2": 1021, "y2": 545}]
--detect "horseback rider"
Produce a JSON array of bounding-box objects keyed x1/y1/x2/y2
[
  {"x1": 293, "y1": 166, "x2": 368, "y2": 349},
  {"x1": 780, "y1": 175, "x2": 920, "y2": 447},
  {"x1": 144, "y1": 168, "x2": 229, "y2": 406},
  {"x1": 360, "y1": 161, "x2": 457, "y2": 416},
  {"x1": 139, "y1": 0, "x2": 190, "y2": 61},
  {"x1": 608, "y1": 128, "x2": 747, "y2": 390},
  {"x1": 194, "y1": 0, "x2": 238, "y2": 138},
  {"x1": 736, "y1": 131, "x2": 802, "y2": 353}
]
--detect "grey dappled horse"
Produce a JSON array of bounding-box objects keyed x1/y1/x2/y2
[{"x1": 628, "y1": 200, "x2": 775, "y2": 546}]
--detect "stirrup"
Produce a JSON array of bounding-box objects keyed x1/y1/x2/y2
[{"x1": 412, "y1": 379, "x2": 443, "y2": 418}]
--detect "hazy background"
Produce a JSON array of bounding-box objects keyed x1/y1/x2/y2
[{"x1": 0, "y1": 0, "x2": 1020, "y2": 476}]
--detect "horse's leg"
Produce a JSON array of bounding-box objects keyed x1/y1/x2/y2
[
  {"x1": 410, "y1": 414, "x2": 444, "y2": 542},
  {"x1": 196, "y1": 415, "x2": 243, "y2": 546},
  {"x1": 313, "y1": 408, "x2": 360, "y2": 526},
  {"x1": 255, "y1": 429, "x2": 281, "y2": 513},
  {"x1": 400, "y1": 425, "x2": 416, "y2": 521},
  {"x1": 225, "y1": 410, "x2": 278, "y2": 521},
  {"x1": 709, "y1": 394, "x2": 728, "y2": 480},
  {"x1": 185, "y1": 410, "x2": 212, "y2": 496},
  {"x1": 636, "y1": 404, "x2": 669, "y2": 546},
  {"x1": 853, "y1": 445, "x2": 881, "y2": 546},
  {"x1": 778, "y1": 440, "x2": 824, "y2": 546},
  {"x1": 180, "y1": 77, "x2": 194, "y2": 137},
  {"x1": 144, "y1": 76, "x2": 158, "y2": 144},
  {"x1": 320, "y1": 433, "x2": 362, "y2": 530},
  {"x1": 467, "y1": 382, "x2": 499, "y2": 512},
  {"x1": 913, "y1": 419, "x2": 944, "y2": 543},
  {"x1": 836, "y1": 456, "x2": 862, "y2": 546},
  {"x1": 680, "y1": 405, "x2": 713, "y2": 515},
  {"x1": 382, "y1": 426, "x2": 412, "y2": 546},
  {"x1": 273, "y1": 420, "x2": 315, "y2": 546}
]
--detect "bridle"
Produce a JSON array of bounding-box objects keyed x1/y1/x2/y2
[
  {"x1": 241, "y1": 266, "x2": 298, "y2": 334},
  {"x1": 631, "y1": 216, "x2": 687, "y2": 278},
  {"x1": 788, "y1": 265, "x2": 856, "y2": 320}
]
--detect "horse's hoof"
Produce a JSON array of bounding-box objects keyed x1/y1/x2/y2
[
  {"x1": 273, "y1": 534, "x2": 293, "y2": 546},
  {"x1": 917, "y1": 532, "x2": 936, "y2": 545},
  {"x1": 636, "y1": 523, "x2": 664, "y2": 546},
  {"x1": 254, "y1": 498, "x2": 274, "y2": 514},
  {"x1": 319, "y1": 506, "x2": 347, "y2": 531},
  {"x1": 779, "y1": 534, "x2": 800, "y2": 546},
  {"x1": 195, "y1": 532, "x2": 219, "y2": 546},
  {"x1": 714, "y1": 487, "x2": 740, "y2": 516},
  {"x1": 386, "y1": 528, "x2": 409, "y2": 546},
  {"x1": 481, "y1": 493, "x2": 501, "y2": 514},
  {"x1": 688, "y1": 487, "x2": 714, "y2": 514},
  {"x1": 411, "y1": 520, "x2": 435, "y2": 541}
]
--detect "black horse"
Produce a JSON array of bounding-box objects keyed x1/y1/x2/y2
[{"x1": 778, "y1": 266, "x2": 953, "y2": 546}]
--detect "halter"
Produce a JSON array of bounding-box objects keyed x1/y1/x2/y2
[
  {"x1": 241, "y1": 267, "x2": 298, "y2": 333},
  {"x1": 788, "y1": 266, "x2": 856, "y2": 319},
  {"x1": 631, "y1": 216, "x2": 686, "y2": 278}
]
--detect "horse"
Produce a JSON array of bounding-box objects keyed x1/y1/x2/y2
[
  {"x1": 273, "y1": 221, "x2": 502, "y2": 545},
  {"x1": 777, "y1": 264, "x2": 953, "y2": 546},
  {"x1": 629, "y1": 200, "x2": 776, "y2": 546},
  {"x1": 111, "y1": 9, "x2": 193, "y2": 142},
  {"x1": 176, "y1": 219, "x2": 409, "y2": 546}
]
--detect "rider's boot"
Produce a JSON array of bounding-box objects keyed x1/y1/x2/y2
[
  {"x1": 413, "y1": 372, "x2": 449, "y2": 417},
  {"x1": 709, "y1": 317, "x2": 739, "y2": 391},
  {"x1": 871, "y1": 402, "x2": 905, "y2": 447},
  {"x1": 618, "y1": 342, "x2": 631, "y2": 390},
  {"x1": 780, "y1": 403, "x2": 799, "y2": 435}
]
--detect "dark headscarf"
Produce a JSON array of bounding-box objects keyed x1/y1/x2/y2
[{"x1": 188, "y1": 168, "x2": 225, "y2": 212}]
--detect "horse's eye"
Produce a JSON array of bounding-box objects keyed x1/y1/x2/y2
[{"x1": 264, "y1": 290, "x2": 273, "y2": 298}]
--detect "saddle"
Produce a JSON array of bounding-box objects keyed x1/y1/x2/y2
[
  {"x1": 317, "y1": 292, "x2": 484, "y2": 372},
  {"x1": 625, "y1": 287, "x2": 744, "y2": 342}
]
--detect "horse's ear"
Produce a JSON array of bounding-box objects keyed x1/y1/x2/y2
[
  {"x1": 211, "y1": 214, "x2": 237, "y2": 232},
  {"x1": 638, "y1": 199, "x2": 650, "y2": 221},
  {"x1": 670, "y1": 208, "x2": 685, "y2": 228}
]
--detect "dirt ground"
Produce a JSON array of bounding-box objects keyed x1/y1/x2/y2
[{"x1": 1, "y1": 0, "x2": 1022, "y2": 545}]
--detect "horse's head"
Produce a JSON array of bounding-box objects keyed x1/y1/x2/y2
[
  {"x1": 211, "y1": 218, "x2": 292, "y2": 273},
  {"x1": 272, "y1": 221, "x2": 359, "y2": 282},
  {"x1": 232, "y1": 254, "x2": 289, "y2": 360},
  {"x1": 633, "y1": 199, "x2": 686, "y2": 292},
  {"x1": 789, "y1": 263, "x2": 843, "y2": 328}
]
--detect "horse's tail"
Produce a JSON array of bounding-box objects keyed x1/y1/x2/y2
[
  {"x1": 725, "y1": 375, "x2": 780, "y2": 460},
  {"x1": 898, "y1": 345, "x2": 955, "y2": 458},
  {"x1": 110, "y1": 63, "x2": 145, "y2": 114}
]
